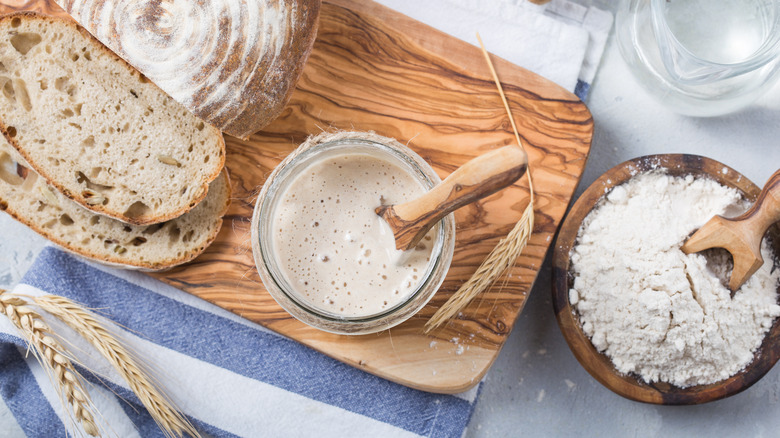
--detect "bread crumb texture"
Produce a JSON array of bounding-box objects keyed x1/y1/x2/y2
[
  {"x1": 0, "y1": 13, "x2": 225, "y2": 225},
  {"x1": 0, "y1": 135, "x2": 230, "y2": 270},
  {"x1": 570, "y1": 172, "x2": 780, "y2": 387}
]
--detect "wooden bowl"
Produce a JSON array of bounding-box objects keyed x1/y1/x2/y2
[{"x1": 552, "y1": 154, "x2": 780, "y2": 405}]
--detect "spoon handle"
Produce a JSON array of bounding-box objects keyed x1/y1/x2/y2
[
  {"x1": 735, "y1": 168, "x2": 780, "y2": 240},
  {"x1": 377, "y1": 145, "x2": 527, "y2": 250}
]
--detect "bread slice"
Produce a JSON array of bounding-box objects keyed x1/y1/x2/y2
[
  {"x1": 0, "y1": 136, "x2": 230, "y2": 270},
  {"x1": 55, "y1": 0, "x2": 321, "y2": 139},
  {"x1": 0, "y1": 12, "x2": 226, "y2": 225}
]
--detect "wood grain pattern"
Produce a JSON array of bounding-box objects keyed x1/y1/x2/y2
[
  {"x1": 682, "y1": 169, "x2": 780, "y2": 291},
  {"x1": 552, "y1": 155, "x2": 780, "y2": 404},
  {"x1": 377, "y1": 145, "x2": 527, "y2": 251},
  {"x1": 6, "y1": 0, "x2": 593, "y2": 393}
]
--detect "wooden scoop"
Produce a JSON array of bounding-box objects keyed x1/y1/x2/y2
[
  {"x1": 376, "y1": 145, "x2": 527, "y2": 251},
  {"x1": 682, "y1": 169, "x2": 780, "y2": 292}
]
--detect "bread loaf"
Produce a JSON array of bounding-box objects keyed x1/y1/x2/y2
[
  {"x1": 0, "y1": 12, "x2": 226, "y2": 225},
  {"x1": 0, "y1": 136, "x2": 230, "y2": 270},
  {"x1": 54, "y1": 0, "x2": 321, "y2": 139}
]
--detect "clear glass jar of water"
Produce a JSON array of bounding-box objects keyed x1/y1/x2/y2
[{"x1": 616, "y1": 0, "x2": 780, "y2": 116}]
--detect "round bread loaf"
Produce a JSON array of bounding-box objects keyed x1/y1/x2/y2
[{"x1": 54, "y1": 0, "x2": 321, "y2": 139}]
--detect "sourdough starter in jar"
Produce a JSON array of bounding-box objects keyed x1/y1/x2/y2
[{"x1": 271, "y1": 151, "x2": 435, "y2": 318}]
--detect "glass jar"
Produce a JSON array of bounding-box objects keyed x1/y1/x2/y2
[
  {"x1": 616, "y1": 0, "x2": 780, "y2": 116},
  {"x1": 251, "y1": 134, "x2": 456, "y2": 335}
]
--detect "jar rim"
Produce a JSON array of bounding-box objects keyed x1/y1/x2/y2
[{"x1": 251, "y1": 134, "x2": 456, "y2": 334}]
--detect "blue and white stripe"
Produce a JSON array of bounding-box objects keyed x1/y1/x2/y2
[{"x1": 0, "y1": 247, "x2": 478, "y2": 437}]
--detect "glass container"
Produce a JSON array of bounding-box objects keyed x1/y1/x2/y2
[
  {"x1": 251, "y1": 136, "x2": 456, "y2": 335},
  {"x1": 616, "y1": 0, "x2": 780, "y2": 116}
]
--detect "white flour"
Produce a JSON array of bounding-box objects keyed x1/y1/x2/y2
[{"x1": 569, "y1": 172, "x2": 780, "y2": 387}]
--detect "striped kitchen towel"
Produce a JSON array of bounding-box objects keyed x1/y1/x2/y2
[{"x1": 0, "y1": 247, "x2": 479, "y2": 438}]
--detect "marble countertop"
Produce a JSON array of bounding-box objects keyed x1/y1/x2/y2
[{"x1": 2, "y1": 1, "x2": 780, "y2": 436}]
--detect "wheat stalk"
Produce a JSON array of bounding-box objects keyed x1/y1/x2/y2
[
  {"x1": 31, "y1": 294, "x2": 199, "y2": 438},
  {"x1": 424, "y1": 34, "x2": 535, "y2": 333},
  {"x1": 0, "y1": 290, "x2": 99, "y2": 436}
]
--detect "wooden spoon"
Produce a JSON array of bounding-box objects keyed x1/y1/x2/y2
[
  {"x1": 376, "y1": 145, "x2": 527, "y2": 251},
  {"x1": 682, "y1": 169, "x2": 780, "y2": 292}
]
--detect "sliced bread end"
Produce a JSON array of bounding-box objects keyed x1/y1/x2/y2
[
  {"x1": 0, "y1": 137, "x2": 231, "y2": 270},
  {"x1": 0, "y1": 12, "x2": 226, "y2": 225}
]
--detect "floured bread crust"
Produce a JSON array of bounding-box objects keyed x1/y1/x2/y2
[{"x1": 55, "y1": 0, "x2": 322, "y2": 139}]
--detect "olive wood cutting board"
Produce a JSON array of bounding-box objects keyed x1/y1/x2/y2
[{"x1": 8, "y1": 0, "x2": 593, "y2": 393}]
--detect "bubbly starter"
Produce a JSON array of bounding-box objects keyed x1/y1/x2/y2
[
  {"x1": 569, "y1": 172, "x2": 780, "y2": 387},
  {"x1": 271, "y1": 151, "x2": 435, "y2": 318}
]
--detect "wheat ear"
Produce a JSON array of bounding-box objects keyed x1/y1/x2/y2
[
  {"x1": 31, "y1": 294, "x2": 199, "y2": 438},
  {"x1": 0, "y1": 290, "x2": 99, "y2": 436},
  {"x1": 424, "y1": 34, "x2": 535, "y2": 333}
]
